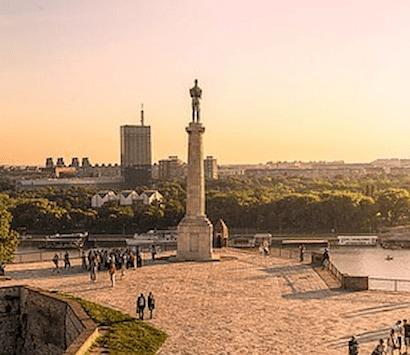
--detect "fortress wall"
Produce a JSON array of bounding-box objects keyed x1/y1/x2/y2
[
  {"x1": 0, "y1": 286, "x2": 96, "y2": 355},
  {"x1": 0, "y1": 286, "x2": 20, "y2": 354}
]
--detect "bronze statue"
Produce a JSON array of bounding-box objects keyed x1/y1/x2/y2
[{"x1": 190, "y1": 79, "x2": 202, "y2": 123}]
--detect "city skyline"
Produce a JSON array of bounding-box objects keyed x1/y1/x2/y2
[{"x1": 2, "y1": 1, "x2": 410, "y2": 165}]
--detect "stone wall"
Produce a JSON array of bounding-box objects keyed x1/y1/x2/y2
[
  {"x1": 342, "y1": 275, "x2": 369, "y2": 291},
  {"x1": 0, "y1": 286, "x2": 97, "y2": 355},
  {"x1": 0, "y1": 286, "x2": 21, "y2": 354},
  {"x1": 310, "y1": 252, "x2": 369, "y2": 291}
]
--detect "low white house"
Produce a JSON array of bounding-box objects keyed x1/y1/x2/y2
[
  {"x1": 91, "y1": 190, "x2": 118, "y2": 208},
  {"x1": 118, "y1": 190, "x2": 140, "y2": 206},
  {"x1": 140, "y1": 190, "x2": 163, "y2": 205},
  {"x1": 91, "y1": 189, "x2": 163, "y2": 208}
]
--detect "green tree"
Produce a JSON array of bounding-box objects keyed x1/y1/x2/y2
[
  {"x1": 12, "y1": 198, "x2": 68, "y2": 233},
  {"x1": 376, "y1": 188, "x2": 410, "y2": 226},
  {"x1": 0, "y1": 194, "x2": 18, "y2": 262}
]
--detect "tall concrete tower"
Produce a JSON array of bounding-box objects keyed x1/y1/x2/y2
[
  {"x1": 177, "y1": 80, "x2": 215, "y2": 261},
  {"x1": 120, "y1": 105, "x2": 152, "y2": 187}
]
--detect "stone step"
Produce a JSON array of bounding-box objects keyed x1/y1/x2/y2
[{"x1": 313, "y1": 266, "x2": 342, "y2": 289}]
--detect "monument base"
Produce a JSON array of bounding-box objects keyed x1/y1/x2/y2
[{"x1": 176, "y1": 215, "x2": 217, "y2": 261}]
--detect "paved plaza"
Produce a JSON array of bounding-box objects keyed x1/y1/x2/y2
[{"x1": 3, "y1": 249, "x2": 410, "y2": 354}]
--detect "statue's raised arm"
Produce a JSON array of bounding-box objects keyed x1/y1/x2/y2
[{"x1": 190, "y1": 79, "x2": 202, "y2": 123}]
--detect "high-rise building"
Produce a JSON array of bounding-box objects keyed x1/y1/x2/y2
[
  {"x1": 158, "y1": 156, "x2": 186, "y2": 180},
  {"x1": 56, "y1": 157, "x2": 65, "y2": 167},
  {"x1": 45, "y1": 157, "x2": 54, "y2": 170},
  {"x1": 120, "y1": 105, "x2": 152, "y2": 187},
  {"x1": 70, "y1": 157, "x2": 80, "y2": 168},
  {"x1": 81, "y1": 157, "x2": 91, "y2": 168},
  {"x1": 204, "y1": 156, "x2": 218, "y2": 180}
]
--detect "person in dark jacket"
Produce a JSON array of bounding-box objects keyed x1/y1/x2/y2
[
  {"x1": 137, "y1": 293, "x2": 146, "y2": 320},
  {"x1": 64, "y1": 251, "x2": 71, "y2": 269},
  {"x1": 52, "y1": 253, "x2": 60, "y2": 273},
  {"x1": 404, "y1": 319, "x2": 410, "y2": 354},
  {"x1": 148, "y1": 292, "x2": 155, "y2": 319},
  {"x1": 371, "y1": 339, "x2": 385, "y2": 355},
  {"x1": 137, "y1": 253, "x2": 142, "y2": 268},
  {"x1": 299, "y1": 244, "x2": 305, "y2": 262},
  {"x1": 348, "y1": 336, "x2": 359, "y2": 355},
  {"x1": 322, "y1": 248, "x2": 330, "y2": 267},
  {"x1": 151, "y1": 244, "x2": 157, "y2": 261}
]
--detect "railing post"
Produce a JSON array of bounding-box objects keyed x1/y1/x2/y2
[{"x1": 395, "y1": 280, "x2": 398, "y2": 292}]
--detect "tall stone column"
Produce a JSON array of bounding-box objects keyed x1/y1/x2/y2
[
  {"x1": 186, "y1": 122, "x2": 205, "y2": 217},
  {"x1": 177, "y1": 122, "x2": 214, "y2": 261}
]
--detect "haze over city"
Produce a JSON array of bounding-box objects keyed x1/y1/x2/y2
[{"x1": 2, "y1": 0, "x2": 410, "y2": 165}]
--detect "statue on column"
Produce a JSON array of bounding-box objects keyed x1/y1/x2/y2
[{"x1": 190, "y1": 79, "x2": 202, "y2": 123}]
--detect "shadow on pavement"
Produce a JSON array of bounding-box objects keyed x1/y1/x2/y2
[
  {"x1": 282, "y1": 288, "x2": 347, "y2": 300},
  {"x1": 341, "y1": 302, "x2": 410, "y2": 318},
  {"x1": 261, "y1": 264, "x2": 312, "y2": 276},
  {"x1": 326, "y1": 326, "x2": 391, "y2": 349}
]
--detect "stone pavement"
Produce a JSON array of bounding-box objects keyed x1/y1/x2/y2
[{"x1": 3, "y1": 249, "x2": 410, "y2": 354}]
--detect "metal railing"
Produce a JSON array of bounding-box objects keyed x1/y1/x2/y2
[
  {"x1": 369, "y1": 277, "x2": 410, "y2": 292},
  {"x1": 268, "y1": 247, "x2": 313, "y2": 262},
  {"x1": 12, "y1": 242, "x2": 177, "y2": 264},
  {"x1": 13, "y1": 249, "x2": 82, "y2": 264},
  {"x1": 327, "y1": 261, "x2": 344, "y2": 283}
]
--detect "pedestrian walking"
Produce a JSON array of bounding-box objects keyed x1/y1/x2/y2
[
  {"x1": 299, "y1": 244, "x2": 305, "y2": 262},
  {"x1": 89, "y1": 259, "x2": 97, "y2": 282},
  {"x1": 348, "y1": 336, "x2": 359, "y2": 355},
  {"x1": 52, "y1": 253, "x2": 60, "y2": 273},
  {"x1": 137, "y1": 293, "x2": 146, "y2": 320},
  {"x1": 322, "y1": 248, "x2": 329, "y2": 267},
  {"x1": 81, "y1": 251, "x2": 87, "y2": 270},
  {"x1": 395, "y1": 320, "x2": 404, "y2": 354},
  {"x1": 96, "y1": 253, "x2": 102, "y2": 271},
  {"x1": 371, "y1": 339, "x2": 385, "y2": 355},
  {"x1": 130, "y1": 252, "x2": 136, "y2": 270},
  {"x1": 387, "y1": 329, "x2": 397, "y2": 355},
  {"x1": 64, "y1": 251, "x2": 71, "y2": 269},
  {"x1": 151, "y1": 244, "x2": 157, "y2": 261},
  {"x1": 148, "y1": 292, "x2": 155, "y2": 319},
  {"x1": 108, "y1": 262, "x2": 116, "y2": 287},
  {"x1": 120, "y1": 254, "x2": 127, "y2": 279},
  {"x1": 404, "y1": 319, "x2": 410, "y2": 355}
]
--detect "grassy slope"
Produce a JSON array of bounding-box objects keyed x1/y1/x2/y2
[{"x1": 61, "y1": 293, "x2": 167, "y2": 354}]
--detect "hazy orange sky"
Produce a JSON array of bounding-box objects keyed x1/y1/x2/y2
[{"x1": 2, "y1": 0, "x2": 410, "y2": 165}]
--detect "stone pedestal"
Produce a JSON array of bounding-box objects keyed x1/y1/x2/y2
[
  {"x1": 177, "y1": 122, "x2": 215, "y2": 261},
  {"x1": 177, "y1": 215, "x2": 213, "y2": 261}
]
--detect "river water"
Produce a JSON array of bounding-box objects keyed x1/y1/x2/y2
[{"x1": 330, "y1": 247, "x2": 410, "y2": 291}]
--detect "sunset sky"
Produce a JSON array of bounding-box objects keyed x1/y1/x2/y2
[{"x1": 2, "y1": 0, "x2": 410, "y2": 165}]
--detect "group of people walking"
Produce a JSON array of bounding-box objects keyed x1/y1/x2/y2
[
  {"x1": 51, "y1": 248, "x2": 159, "y2": 322},
  {"x1": 136, "y1": 292, "x2": 155, "y2": 320},
  {"x1": 52, "y1": 251, "x2": 72, "y2": 272},
  {"x1": 349, "y1": 319, "x2": 410, "y2": 355},
  {"x1": 85, "y1": 246, "x2": 158, "y2": 284},
  {"x1": 51, "y1": 245, "x2": 159, "y2": 286}
]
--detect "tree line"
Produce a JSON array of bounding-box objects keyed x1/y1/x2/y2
[{"x1": 1, "y1": 175, "x2": 410, "y2": 242}]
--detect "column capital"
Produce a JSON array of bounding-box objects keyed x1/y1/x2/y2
[{"x1": 186, "y1": 122, "x2": 205, "y2": 134}]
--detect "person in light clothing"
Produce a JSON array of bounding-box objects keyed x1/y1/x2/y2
[
  {"x1": 108, "y1": 262, "x2": 116, "y2": 287},
  {"x1": 387, "y1": 329, "x2": 397, "y2": 355},
  {"x1": 394, "y1": 320, "x2": 403, "y2": 354}
]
